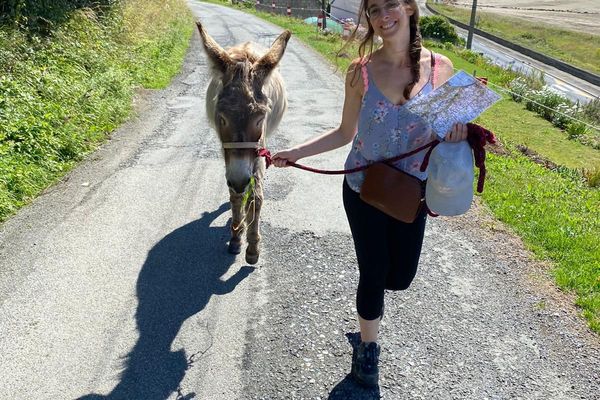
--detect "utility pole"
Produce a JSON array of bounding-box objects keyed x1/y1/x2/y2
[
  {"x1": 322, "y1": 0, "x2": 327, "y2": 30},
  {"x1": 466, "y1": 0, "x2": 477, "y2": 50}
]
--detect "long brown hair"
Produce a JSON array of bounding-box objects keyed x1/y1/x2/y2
[{"x1": 340, "y1": 0, "x2": 422, "y2": 99}]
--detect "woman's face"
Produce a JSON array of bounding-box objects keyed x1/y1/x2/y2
[{"x1": 365, "y1": 0, "x2": 414, "y2": 39}]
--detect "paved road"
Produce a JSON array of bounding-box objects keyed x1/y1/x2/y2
[{"x1": 0, "y1": 1, "x2": 598, "y2": 399}]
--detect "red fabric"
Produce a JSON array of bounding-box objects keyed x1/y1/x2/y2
[
  {"x1": 257, "y1": 148, "x2": 272, "y2": 168},
  {"x1": 466, "y1": 123, "x2": 496, "y2": 193}
]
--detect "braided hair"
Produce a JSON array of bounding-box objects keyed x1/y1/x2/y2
[{"x1": 403, "y1": 1, "x2": 422, "y2": 99}]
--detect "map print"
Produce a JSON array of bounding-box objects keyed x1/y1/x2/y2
[{"x1": 406, "y1": 70, "x2": 502, "y2": 139}]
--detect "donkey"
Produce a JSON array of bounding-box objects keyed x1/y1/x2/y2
[{"x1": 196, "y1": 21, "x2": 291, "y2": 264}]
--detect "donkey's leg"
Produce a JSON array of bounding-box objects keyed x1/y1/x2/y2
[
  {"x1": 245, "y1": 172, "x2": 264, "y2": 265},
  {"x1": 228, "y1": 191, "x2": 246, "y2": 254}
]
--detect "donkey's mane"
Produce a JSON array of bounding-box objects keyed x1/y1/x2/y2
[
  {"x1": 227, "y1": 42, "x2": 260, "y2": 63},
  {"x1": 216, "y1": 42, "x2": 271, "y2": 116}
]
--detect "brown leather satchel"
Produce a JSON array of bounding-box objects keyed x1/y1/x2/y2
[{"x1": 360, "y1": 162, "x2": 426, "y2": 223}]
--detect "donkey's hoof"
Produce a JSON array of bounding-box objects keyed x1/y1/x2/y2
[
  {"x1": 228, "y1": 240, "x2": 242, "y2": 254},
  {"x1": 245, "y1": 251, "x2": 259, "y2": 265}
]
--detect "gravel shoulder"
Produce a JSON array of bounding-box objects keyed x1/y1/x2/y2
[{"x1": 241, "y1": 200, "x2": 599, "y2": 399}]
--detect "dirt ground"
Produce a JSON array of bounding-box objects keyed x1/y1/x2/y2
[{"x1": 448, "y1": 1, "x2": 600, "y2": 35}]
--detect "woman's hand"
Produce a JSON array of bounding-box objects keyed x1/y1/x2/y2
[
  {"x1": 445, "y1": 123, "x2": 468, "y2": 142},
  {"x1": 271, "y1": 148, "x2": 301, "y2": 168}
]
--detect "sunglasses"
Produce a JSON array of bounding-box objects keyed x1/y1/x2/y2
[{"x1": 365, "y1": 0, "x2": 403, "y2": 19}]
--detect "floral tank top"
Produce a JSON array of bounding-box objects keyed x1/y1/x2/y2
[{"x1": 345, "y1": 52, "x2": 440, "y2": 193}]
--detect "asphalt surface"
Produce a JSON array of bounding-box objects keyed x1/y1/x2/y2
[{"x1": 0, "y1": 1, "x2": 598, "y2": 399}]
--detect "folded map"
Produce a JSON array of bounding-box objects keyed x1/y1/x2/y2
[{"x1": 405, "y1": 70, "x2": 502, "y2": 139}]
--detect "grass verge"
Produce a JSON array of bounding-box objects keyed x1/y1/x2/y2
[
  {"x1": 199, "y1": 0, "x2": 599, "y2": 333},
  {"x1": 427, "y1": 1, "x2": 600, "y2": 76},
  {"x1": 0, "y1": 0, "x2": 194, "y2": 221}
]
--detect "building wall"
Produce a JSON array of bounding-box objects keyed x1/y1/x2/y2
[
  {"x1": 254, "y1": 0, "x2": 361, "y2": 23},
  {"x1": 255, "y1": 0, "x2": 322, "y2": 19},
  {"x1": 330, "y1": 0, "x2": 360, "y2": 22}
]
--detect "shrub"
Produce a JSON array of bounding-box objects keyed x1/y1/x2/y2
[
  {"x1": 583, "y1": 166, "x2": 600, "y2": 188},
  {"x1": 0, "y1": 0, "x2": 119, "y2": 32},
  {"x1": 420, "y1": 15, "x2": 461, "y2": 45},
  {"x1": 566, "y1": 121, "x2": 589, "y2": 139},
  {"x1": 442, "y1": 41, "x2": 454, "y2": 51},
  {"x1": 552, "y1": 102, "x2": 580, "y2": 129},
  {"x1": 581, "y1": 98, "x2": 600, "y2": 126},
  {"x1": 458, "y1": 49, "x2": 484, "y2": 64},
  {"x1": 508, "y1": 76, "x2": 529, "y2": 102},
  {"x1": 510, "y1": 68, "x2": 545, "y2": 90},
  {"x1": 524, "y1": 87, "x2": 570, "y2": 121}
]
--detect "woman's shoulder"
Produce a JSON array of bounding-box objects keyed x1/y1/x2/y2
[
  {"x1": 436, "y1": 54, "x2": 453, "y2": 70},
  {"x1": 345, "y1": 58, "x2": 368, "y2": 95},
  {"x1": 349, "y1": 55, "x2": 371, "y2": 68},
  {"x1": 436, "y1": 56, "x2": 454, "y2": 83},
  {"x1": 346, "y1": 57, "x2": 367, "y2": 79},
  {"x1": 427, "y1": 49, "x2": 453, "y2": 73},
  {"x1": 421, "y1": 47, "x2": 451, "y2": 65}
]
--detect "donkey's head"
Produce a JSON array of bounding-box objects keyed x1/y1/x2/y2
[{"x1": 197, "y1": 21, "x2": 291, "y2": 194}]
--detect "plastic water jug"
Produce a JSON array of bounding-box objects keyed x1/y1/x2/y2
[{"x1": 425, "y1": 141, "x2": 474, "y2": 216}]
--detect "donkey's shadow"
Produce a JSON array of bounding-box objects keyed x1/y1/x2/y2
[{"x1": 79, "y1": 203, "x2": 254, "y2": 400}]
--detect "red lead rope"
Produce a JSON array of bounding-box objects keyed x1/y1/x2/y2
[
  {"x1": 257, "y1": 123, "x2": 496, "y2": 194},
  {"x1": 257, "y1": 139, "x2": 441, "y2": 175}
]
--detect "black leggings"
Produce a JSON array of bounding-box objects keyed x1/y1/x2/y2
[{"x1": 343, "y1": 179, "x2": 427, "y2": 321}]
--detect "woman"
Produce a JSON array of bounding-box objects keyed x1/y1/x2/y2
[{"x1": 272, "y1": 0, "x2": 468, "y2": 387}]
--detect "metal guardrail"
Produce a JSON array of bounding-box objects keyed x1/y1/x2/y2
[{"x1": 425, "y1": 3, "x2": 600, "y2": 87}]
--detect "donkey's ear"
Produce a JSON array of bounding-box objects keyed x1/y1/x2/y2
[
  {"x1": 196, "y1": 21, "x2": 232, "y2": 74},
  {"x1": 253, "y1": 30, "x2": 291, "y2": 85}
]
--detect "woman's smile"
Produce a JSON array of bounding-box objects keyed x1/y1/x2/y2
[{"x1": 380, "y1": 20, "x2": 397, "y2": 31}]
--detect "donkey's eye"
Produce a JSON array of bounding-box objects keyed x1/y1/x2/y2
[
  {"x1": 255, "y1": 117, "x2": 264, "y2": 128},
  {"x1": 218, "y1": 115, "x2": 227, "y2": 127}
]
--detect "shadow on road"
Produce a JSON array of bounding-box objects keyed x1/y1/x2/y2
[
  {"x1": 78, "y1": 203, "x2": 254, "y2": 400},
  {"x1": 327, "y1": 332, "x2": 381, "y2": 400}
]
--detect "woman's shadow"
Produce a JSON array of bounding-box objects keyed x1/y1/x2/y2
[{"x1": 79, "y1": 203, "x2": 254, "y2": 400}]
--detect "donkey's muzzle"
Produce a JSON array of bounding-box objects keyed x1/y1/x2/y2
[{"x1": 227, "y1": 178, "x2": 251, "y2": 194}]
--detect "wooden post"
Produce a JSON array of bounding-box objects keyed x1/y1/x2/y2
[{"x1": 466, "y1": 0, "x2": 477, "y2": 50}]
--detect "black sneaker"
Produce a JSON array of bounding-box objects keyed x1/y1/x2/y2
[{"x1": 351, "y1": 341, "x2": 381, "y2": 387}]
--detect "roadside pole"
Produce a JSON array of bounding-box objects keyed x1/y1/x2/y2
[{"x1": 466, "y1": 0, "x2": 477, "y2": 49}]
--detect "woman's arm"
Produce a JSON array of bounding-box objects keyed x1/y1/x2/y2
[{"x1": 271, "y1": 61, "x2": 364, "y2": 167}]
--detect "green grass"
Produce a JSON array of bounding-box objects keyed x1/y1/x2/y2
[
  {"x1": 427, "y1": 2, "x2": 600, "y2": 76},
  {"x1": 482, "y1": 152, "x2": 600, "y2": 333},
  {"x1": 477, "y1": 98, "x2": 600, "y2": 170},
  {"x1": 202, "y1": 0, "x2": 600, "y2": 333},
  {"x1": 0, "y1": 0, "x2": 194, "y2": 220},
  {"x1": 426, "y1": 47, "x2": 600, "y2": 169}
]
